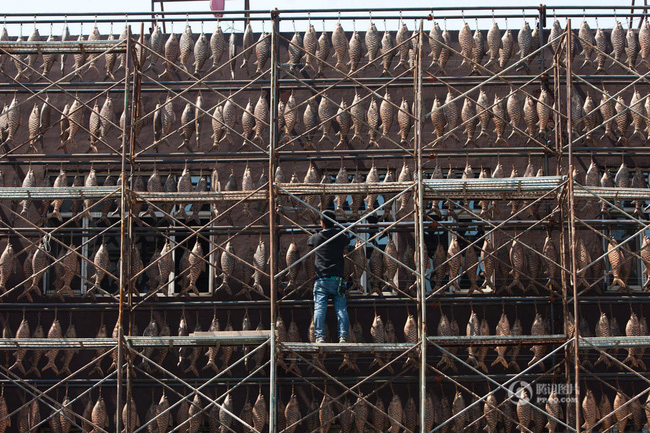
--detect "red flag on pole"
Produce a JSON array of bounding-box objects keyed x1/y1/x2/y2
[{"x1": 210, "y1": 0, "x2": 225, "y2": 17}]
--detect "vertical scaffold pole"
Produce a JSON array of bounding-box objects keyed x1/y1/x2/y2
[
  {"x1": 415, "y1": 18, "x2": 427, "y2": 433},
  {"x1": 565, "y1": 20, "x2": 581, "y2": 433},
  {"x1": 116, "y1": 23, "x2": 132, "y2": 433},
  {"x1": 268, "y1": 8, "x2": 280, "y2": 433}
]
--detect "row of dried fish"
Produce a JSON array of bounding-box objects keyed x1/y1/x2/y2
[
  {"x1": 421, "y1": 382, "x2": 647, "y2": 433},
  {"x1": 0, "y1": 232, "x2": 236, "y2": 301},
  {"x1": 5, "y1": 15, "x2": 649, "y2": 83},
  {"x1": 2, "y1": 159, "x2": 411, "y2": 225},
  {"x1": 2, "y1": 306, "x2": 412, "y2": 378},
  {"x1": 435, "y1": 305, "x2": 552, "y2": 373},
  {"x1": 428, "y1": 225, "x2": 650, "y2": 297},
  {"x1": 580, "y1": 156, "x2": 649, "y2": 217},
  {"x1": 6, "y1": 379, "x2": 648, "y2": 433},
  {"x1": 571, "y1": 88, "x2": 650, "y2": 145},
  {"x1": 2, "y1": 307, "x2": 250, "y2": 378},
  {"x1": 0, "y1": 93, "x2": 128, "y2": 153},
  {"x1": 436, "y1": 303, "x2": 650, "y2": 375},
  {"x1": 0, "y1": 385, "x2": 268, "y2": 433},
  {"x1": 3, "y1": 310, "x2": 77, "y2": 377},
  {"x1": 144, "y1": 17, "x2": 650, "y2": 78},
  {"x1": 568, "y1": 306, "x2": 650, "y2": 370},
  {"x1": 574, "y1": 232, "x2": 650, "y2": 293},
  {"x1": 429, "y1": 84, "x2": 650, "y2": 149},
  {"x1": 441, "y1": 18, "x2": 650, "y2": 75},
  {"x1": 5, "y1": 84, "x2": 650, "y2": 156}
]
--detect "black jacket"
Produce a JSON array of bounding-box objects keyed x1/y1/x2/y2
[{"x1": 307, "y1": 227, "x2": 352, "y2": 279}]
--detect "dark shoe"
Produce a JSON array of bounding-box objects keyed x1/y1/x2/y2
[
  {"x1": 316, "y1": 337, "x2": 326, "y2": 344},
  {"x1": 338, "y1": 336, "x2": 348, "y2": 344}
]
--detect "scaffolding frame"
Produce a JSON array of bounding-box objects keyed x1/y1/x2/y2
[{"x1": 0, "y1": 5, "x2": 650, "y2": 433}]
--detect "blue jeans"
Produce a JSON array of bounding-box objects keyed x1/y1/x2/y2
[{"x1": 313, "y1": 277, "x2": 349, "y2": 340}]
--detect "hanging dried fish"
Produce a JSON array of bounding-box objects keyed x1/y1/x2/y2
[
  {"x1": 286, "y1": 30, "x2": 304, "y2": 74},
  {"x1": 470, "y1": 22, "x2": 485, "y2": 74},
  {"x1": 394, "y1": 22, "x2": 410, "y2": 71},
  {"x1": 282, "y1": 90, "x2": 298, "y2": 143},
  {"x1": 160, "y1": 31, "x2": 180, "y2": 78},
  {"x1": 607, "y1": 237, "x2": 629, "y2": 291},
  {"x1": 0, "y1": 242, "x2": 15, "y2": 295},
  {"x1": 615, "y1": 94, "x2": 630, "y2": 145},
  {"x1": 428, "y1": 21, "x2": 443, "y2": 68},
  {"x1": 492, "y1": 308, "x2": 512, "y2": 368},
  {"x1": 252, "y1": 386, "x2": 267, "y2": 433},
  {"x1": 253, "y1": 92, "x2": 269, "y2": 145},
  {"x1": 10, "y1": 310, "x2": 30, "y2": 374},
  {"x1": 42, "y1": 310, "x2": 62, "y2": 375},
  {"x1": 216, "y1": 241, "x2": 235, "y2": 296},
  {"x1": 182, "y1": 312, "x2": 201, "y2": 376},
  {"x1": 297, "y1": 99, "x2": 317, "y2": 150},
  {"x1": 369, "y1": 306, "x2": 386, "y2": 369},
  {"x1": 316, "y1": 30, "x2": 332, "y2": 77},
  {"x1": 59, "y1": 313, "x2": 77, "y2": 376},
  {"x1": 335, "y1": 99, "x2": 352, "y2": 149},
  {"x1": 461, "y1": 97, "x2": 478, "y2": 147},
  {"x1": 380, "y1": 29, "x2": 396, "y2": 75},
  {"x1": 485, "y1": 21, "x2": 502, "y2": 69},
  {"x1": 528, "y1": 311, "x2": 546, "y2": 370},
  {"x1": 505, "y1": 238, "x2": 526, "y2": 293},
  {"x1": 367, "y1": 241, "x2": 385, "y2": 296},
  {"x1": 365, "y1": 22, "x2": 381, "y2": 68},
  {"x1": 367, "y1": 97, "x2": 380, "y2": 147},
  {"x1": 174, "y1": 309, "x2": 189, "y2": 371},
  {"x1": 517, "y1": 21, "x2": 534, "y2": 72},
  {"x1": 457, "y1": 21, "x2": 474, "y2": 69}
]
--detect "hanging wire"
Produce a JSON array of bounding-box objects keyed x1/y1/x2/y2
[
  {"x1": 201, "y1": 21, "x2": 204, "y2": 32},
  {"x1": 292, "y1": 19, "x2": 296, "y2": 33},
  {"x1": 505, "y1": 17, "x2": 508, "y2": 30}
]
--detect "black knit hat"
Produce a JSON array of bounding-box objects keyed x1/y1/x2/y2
[{"x1": 321, "y1": 210, "x2": 336, "y2": 228}]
